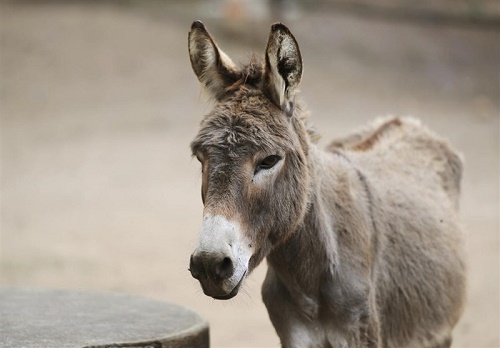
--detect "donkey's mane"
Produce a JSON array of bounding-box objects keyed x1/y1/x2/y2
[
  {"x1": 213, "y1": 55, "x2": 320, "y2": 145},
  {"x1": 225, "y1": 55, "x2": 264, "y2": 92}
]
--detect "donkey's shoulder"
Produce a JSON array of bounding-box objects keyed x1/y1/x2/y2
[{"x1": 327, "y1": 116, "x2": 464, "y2": 206}]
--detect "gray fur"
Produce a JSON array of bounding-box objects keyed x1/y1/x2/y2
[{"x1": 188, "y1": 22, "x2": 466, "y2": 348}]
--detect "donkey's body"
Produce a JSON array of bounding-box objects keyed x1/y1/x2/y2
[
  {"x1": 187, "y1": 21, "x2": 466, "y2": 347},
  {"x1": 263, "y1": 117, "x2": 465, "y2": 347}
]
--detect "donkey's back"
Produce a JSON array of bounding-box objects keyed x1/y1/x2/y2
[
  {"x1": 329, "y1": 116, "x2": 466, "y2": 347},
  {"x1": 328, "y1": 116, "x2": 463, "y2": 207}
]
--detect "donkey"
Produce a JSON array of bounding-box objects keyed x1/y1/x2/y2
[{"x1": 187, "y1": 21, "x2": 466, "y2": 348}]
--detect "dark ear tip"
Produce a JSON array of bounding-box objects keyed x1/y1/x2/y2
[
  {"x1": 191, "y1": 20, "x2": 206, "y2": 31},
  {"x1": 270, "y1": 22, "x2": 291, "y2": 34}
]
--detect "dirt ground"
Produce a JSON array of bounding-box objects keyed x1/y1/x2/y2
[{"x1": 1, "y1": 2, "x2": 498, "y2": 347}]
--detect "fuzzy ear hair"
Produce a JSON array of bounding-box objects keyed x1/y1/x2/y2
[
  {"x1": 188, "y1": 21, "x2": 240, "y2": 100},
  {"x1": 263, "y1": 23, "x2": 303, "y2": 116}
]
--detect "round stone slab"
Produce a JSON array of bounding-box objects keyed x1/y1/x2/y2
[{"x1": 0, "y1": 288, "x2": 208, "y2": 348}]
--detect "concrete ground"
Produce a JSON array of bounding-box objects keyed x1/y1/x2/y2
[{"x1": 1, "y1": 1, "x2": 498, "y2": 347}]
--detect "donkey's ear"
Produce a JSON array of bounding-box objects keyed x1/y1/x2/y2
[
  {"x1": 188, "y1": 21, "x2": 240, "y2": 100},
  {"x1": 263, "y1": 23, "x2": 302, "y2": 115}
]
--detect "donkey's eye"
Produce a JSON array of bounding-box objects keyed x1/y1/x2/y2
[{"x1": 256, "y1": 155, "x2": 282, "y2": 173}]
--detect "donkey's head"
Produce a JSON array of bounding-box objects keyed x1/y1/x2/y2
[{"x1": 188, "y1": 21, "x2": 312, "y2": 299}]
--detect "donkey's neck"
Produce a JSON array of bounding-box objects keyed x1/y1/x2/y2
[
  {"x1": 266, "y1": 144, "x2": 376, "y2": 323},
  {"x1": 267, "y1": 146, "x2": 340, "y2": 308}
]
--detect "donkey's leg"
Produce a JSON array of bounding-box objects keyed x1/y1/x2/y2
[{"x1": 262, "y1": 267, "x2": 324, "y2": 348}]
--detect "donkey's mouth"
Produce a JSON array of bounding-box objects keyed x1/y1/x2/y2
[{"x1": 211, "y1": 271, "x2": 246, "y2": 300}]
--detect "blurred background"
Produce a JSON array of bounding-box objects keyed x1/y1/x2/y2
[{"x1": 1, "y1": 0, "x2": 498, "y2": 347}]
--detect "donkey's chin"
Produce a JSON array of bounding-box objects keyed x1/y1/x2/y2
[{"x1": 204, "y1": 271, "x2": 247, "y2": 300}]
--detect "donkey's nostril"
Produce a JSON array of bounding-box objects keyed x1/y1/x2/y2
[
  {"x1": 214, "y1": 257, "x2": 234, "y2": 280},
  {"x1": 189, "y1": 255, "x2": 202, "y2": 279},
  {"x1": 191, "y1": 253, "x2": 234, "y2": 281}
]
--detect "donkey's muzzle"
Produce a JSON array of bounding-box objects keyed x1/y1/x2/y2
[
  {"x1": 189, "y1": 253, "x2": 235, "y2": 282},
  {"x1": 189, "y1": 252, "x2": 244, "y2": 299},
  {"x1": 190, "y1": 214, "x2": 251, "y2": 299}
]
